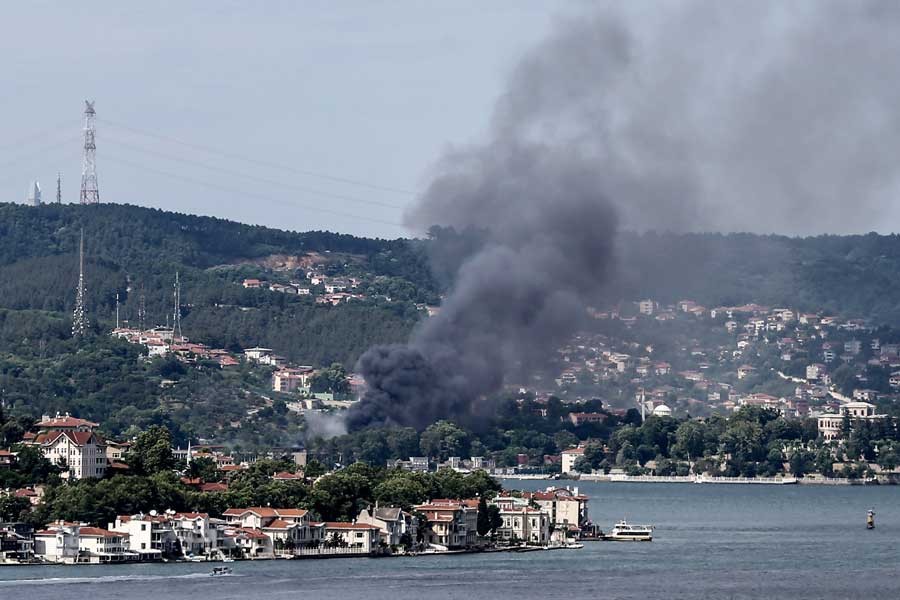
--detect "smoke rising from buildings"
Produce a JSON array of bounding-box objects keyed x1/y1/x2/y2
[{"x1": 348, "y1": 1, "x2": 900, "y2": 429}]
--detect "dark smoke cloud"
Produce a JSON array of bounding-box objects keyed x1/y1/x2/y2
[
  {"x1": 348, "y1": 1, "x2": 900, "y2": 429},
  {"x1": 348, "y1": 144, "x2": 618, "y2": 429}
]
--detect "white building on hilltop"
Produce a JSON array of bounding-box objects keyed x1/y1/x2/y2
[{"x1": 26, "y1": 180, "x2": 41, "y2": 206}]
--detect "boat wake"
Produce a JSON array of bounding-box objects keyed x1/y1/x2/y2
[{"x1": 0, "y1": 572, "x2": 236, "y2": 586}]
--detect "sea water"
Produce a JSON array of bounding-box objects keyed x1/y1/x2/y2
[{"x1": 1, "y1": 481, "x2": 898, "y2": 600}]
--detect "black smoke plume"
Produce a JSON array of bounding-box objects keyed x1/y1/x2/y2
[
  {"x1": 349, "y1": 144, "x2": 618, "y2": 430},
  {"x1": 349, "y1": 1, "x2": 900, "y2": 429}
]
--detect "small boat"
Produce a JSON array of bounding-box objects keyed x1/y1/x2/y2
[
  {"x1": 222, "y1": 557, "x2": 235, "y2": 563},
  {"x1": 867, "y1": 509, "x2": 875, "y2": 530},
  {"x1": 211, "y1": 566, "x2": 232, "y2": 576},
  {"x1": 602, "y1": 520, "x2": 653, "y2": 541}
]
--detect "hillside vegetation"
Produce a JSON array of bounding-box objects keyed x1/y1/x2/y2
[
  {"x1": 3, "y1": 203, "x2": 900, "y2": 448},
  {"x1": 612, "y1": 231, "x2": 900, "y2": 323},
  {"x1": 0, "y1": 202, "x2": 434, "y2": 365}
]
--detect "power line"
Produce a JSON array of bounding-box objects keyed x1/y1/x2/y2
[
  {"x1": 0, "y1": 134, "x2": 82, "y2": 171},
  {"x1": 103, "y1": 134, "x2": 405, "y2": 210},
  {"x1": 7, "y1": 120, "x2": 78, "y2": 149},
  {"x1": 103, "y1": 154, "x2": 407, "y2": 231},
  {"x1": 99, "y1": 117, "x2": 417, "y2": 196}
]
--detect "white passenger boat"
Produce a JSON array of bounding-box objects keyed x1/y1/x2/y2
[{"x1": 602, "y1": 520, "x2": 653, "y2": 541}]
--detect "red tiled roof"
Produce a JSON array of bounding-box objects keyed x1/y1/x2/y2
[
  {"x1": 117, "y1": 514, "x2": 169, "y2": 523},
  {"x1": 174, "y1": 512, "x2": 208, "y2": 520},
  {"x1": 324, "y1": 522, "x2": 379, "y2": 530},
  {"x1": 78, "y1": 527, "x2": 124, "y2": 537},
  {"x1": 224, "y1": 507, "x2": 306, "y2": 517},
  {"x1": 37, "y1": 415, "x2": 99, "y2": 429},
  {"x1": 199, "y1": 482, "x2": 228, "y2": 493},
  {"x1": 38, "y1": 430, "x2": 101, "y2": 447},
  {"x1": 273, "y1": 508, "x2": 307, "y2": 517},
  {"x1": 263, "y1": 519, "x2": 294, "y2": 530},
  {"x1": 235, "y1": 527, "x2": 269, "y2": 540},
  {"x1": 561, "y1": 447, "x2": 585, "y2": 455}
]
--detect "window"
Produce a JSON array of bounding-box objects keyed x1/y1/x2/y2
[{"x1": 141, "y1": 524, "x2": 146, "y2": 531}]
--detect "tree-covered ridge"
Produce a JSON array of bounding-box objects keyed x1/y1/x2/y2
[
  {"x1": 0, "y1": 202, "x2": 410, "y2": 267},
  {"x1": 0, "y1": 202, "x2": 434, "y2": 366},
  {"x1": 614, "y1": 231, "x2": 900, "y2": 323}
]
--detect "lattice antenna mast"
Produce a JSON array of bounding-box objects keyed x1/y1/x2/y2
[
  {"x1": 72, "y1": 229, "x2": 89, "y2": 336},
  {"x1": 138, "y1": 286, "x2": 147, "y2": 331},
  {"x1": 56, "y1": 172, "x2": 62, "y2": 204},
  {"x1": 79, "y1": 100, "x2": 100, "y2": 204},
  {"x1": 173, "y1": 271, "x2": 183, "y2": 341}
]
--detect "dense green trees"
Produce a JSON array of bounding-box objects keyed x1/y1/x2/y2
[
  {"x1": 124, "y1": 426, "x2": 176, "y2": 475},
  {"x1": 0, "y1": 496, "x2": 32, "y2": 522},
  {"x1": 0, "y1": 203, "x2": 430, "y2": 369},
  {"x1": 599, "y1": 407, "x2": 830, "y2": 477},
  {"x1": 610, "y1": 231, "x2": 900, "y2": 325},
  {"x1": 309, "y1": 363, "x2": 351, "y2": 397},
  {"x1": 29, "y1": 459, "x2": 499, "y2": 528},
  {"x1": 419, "y1": 421, "x2": 470, "y2": 461}
]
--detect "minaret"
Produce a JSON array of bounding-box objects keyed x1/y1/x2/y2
[
  {"x1": 115, "y1": 292, "x2": 120, "y2": 329},
  {"x1": 72, "y1": 229, "x2": 89, "y2": 337},
  {"x1": 26, "y1": 180, "x2": 41, "y2": 206}
]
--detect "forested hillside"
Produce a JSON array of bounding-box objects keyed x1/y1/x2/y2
[
  {"x1": 3, "y1": 203, "x2": 900, "y2": 449},
  {"x1": 0, "y1": 202, "x2": 433, "y2": 365},
  {"x1": 612, "y1": 231, "x2": 900, "y2": 323},
  {"x1": 3, "y1": 204, "x2": 900, "y2": 368}
]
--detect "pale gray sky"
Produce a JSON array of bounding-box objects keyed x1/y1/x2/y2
[{"x1": 1, "y1": 1, "x2": 567, "y2": 238}]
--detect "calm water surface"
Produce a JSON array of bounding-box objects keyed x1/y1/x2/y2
[{"x1": 2, "y1": 481, "x2": 898, "y2": 600}]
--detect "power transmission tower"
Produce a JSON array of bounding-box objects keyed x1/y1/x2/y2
[
  {"x1": 72, "y1": 229, "x2": 89, "y2": 336},
  {"x1": 79, "y1": 100, "x2": 100, "y2": 204},
  {"x1": 173, "y1": 271, "x2": 183, "y2": 341},
  {"x1": 56, "y1": 172, "x2": 62, "y2": 204}
]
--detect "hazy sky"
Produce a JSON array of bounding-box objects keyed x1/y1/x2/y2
[{"x1": 1, "y1": 1, "x2": 566, "y2": 238}]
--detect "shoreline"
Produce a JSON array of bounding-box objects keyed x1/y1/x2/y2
[
  {"x1": 0, "y1": 543, "x2": 583, "y2": 568},
  {"x1": 575, "y1": 474, "x2": 884, "y2": 486}
]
